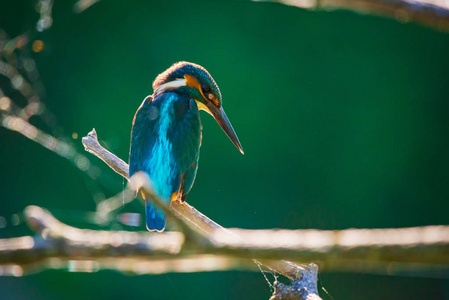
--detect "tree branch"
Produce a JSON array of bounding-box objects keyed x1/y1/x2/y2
[
  {"x1": 81, "y1": 130, "x2": 317, "y2": 279},
  {"x1": 77, "y1": 128, "x2": 449, "y2": 297},
  {"x1": 82, "y1": 128, "x2": 129, "y2": 179},
  {"x1": 1, "y1": 204, "x2": 448, "y2": 275},
  {"x1": 2, "y1": 129, "x2": 448, "y2": 299},
  {"x1": 255, "y1": 0, "x2": 449, "y2": 32},
  {"x1": 81, "y1": 129, "x2": 321, "y2": 299},
  {"x1": 0, "y1": 206, "x2": 256, "y2": 276}
]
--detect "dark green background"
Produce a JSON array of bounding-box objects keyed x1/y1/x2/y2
[{"x1": 1, "y1": 0, "x2": 449, "y2": 299}]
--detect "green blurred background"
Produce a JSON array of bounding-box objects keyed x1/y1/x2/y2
[{"x1": 1, "y1": 0, "x2": 449, "y2": 299}]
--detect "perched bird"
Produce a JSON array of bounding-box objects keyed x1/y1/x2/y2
[{"x1": 129, "y1": 62, "x2": 244, "y2": 232}]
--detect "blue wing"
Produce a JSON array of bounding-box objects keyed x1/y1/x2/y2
[{"x1": 129, "y1": 93, "x2": 201, "y2": 231}]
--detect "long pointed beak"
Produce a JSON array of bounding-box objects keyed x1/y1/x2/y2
[{"x1": 208, "y1": 104, "x2": 244, "y2": 154}]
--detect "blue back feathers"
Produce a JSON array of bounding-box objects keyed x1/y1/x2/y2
[{"x1": 129, "y1": 92, "x2": 201, "y2": 231}]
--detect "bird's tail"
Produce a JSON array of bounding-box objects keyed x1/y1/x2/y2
[{"x1": 145, "y1": 200, "x2": 166, "y2": 232}]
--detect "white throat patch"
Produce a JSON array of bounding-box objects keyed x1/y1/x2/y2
[{"x1": 154, "y1": 78, "x2": 187, "y2": 95}]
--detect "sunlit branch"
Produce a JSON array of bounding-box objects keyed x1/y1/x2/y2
[
  {"x1": 1, "y1": 204, "x2": 448, "y2": 274},
  {"x1": 94, "y1": 188, "x2": 136, "y2": 226},
  {"x1": 73, "y1": 0, "x2": 103, "y2": 13},
  {"x1": 82, "y1": 129, "x2": 129, "y2": 179},
  {"x1": 79, "y1": 128, "x2": 449, "y2": 296},
  {"x1": 0, "y1": 206, "x2": 302, "y2": 277},
  {"x1": 255, "y1": 0, "x2": 449, "y2": 32},
  {"x1": 1, "y1": 128, "x2": 448, "y2": 299},
  {"x1": 0, "y1": 205, "x2": 321, "y2": 299},
  {"x1": 81, "y1": 128, "x2": 449, "y2": 263},
  {"x1": 81, "y1": 129, "x2": 449, "y2": 266},
  {"x1": 82, "y1": 129, "x2": 321, "y2": 300},
  {"x1": 82, "y1": 130, "x2": 312, "y2": 277},
  {"x1": 213, "y1": 226, "x2": 449, "y2": 267}
]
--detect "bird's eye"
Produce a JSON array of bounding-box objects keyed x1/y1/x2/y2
[
  {"x1": 201, "y1": 83, "x2": 211, "y2": 94},
  {"x1": 201, "y1": 83, "x2": 218, "y2": 106}
]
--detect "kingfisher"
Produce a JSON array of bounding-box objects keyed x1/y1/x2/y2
[{"x1": 129, "y1": 62, "x2": 244, "y2": 232}]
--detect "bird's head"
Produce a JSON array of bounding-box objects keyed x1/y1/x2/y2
[{"x1": 153, "y1": 62, "x2": 244, "y2": 154}]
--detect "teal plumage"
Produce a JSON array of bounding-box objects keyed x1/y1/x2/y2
[
  {"x1": 129, "y1": 94, "x2": 201, "y2": 231},
  {"x1": 129, "y1": 62, "x2": 243, "y2": 232}
]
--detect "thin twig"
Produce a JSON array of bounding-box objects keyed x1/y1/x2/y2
[{"x1": 82, "y1": 128, "x2": 129, "y2": 179}]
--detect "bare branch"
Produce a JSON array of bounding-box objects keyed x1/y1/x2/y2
[
  {"x1": 82, "y1": 130, "x2": 308, "y2": 278},
  {"x1": 2, "y1": 127, "x2": 449, "y2": 297},
  {"x1": 82, "y1": 128, "x2": 129, "y2": 179},
  {"x1": 0, "y1": 205, "x2": 308, "y2": 279},
  {"x1": 255, "y1": 0, "x2": 449, "y2": 32},
  {"x1": 82, "y1": 128, "x2": 321, "y2": 299},
  {"x1": 73, "y1": 0, "x2": 102, "y2": 13},
  {"x1": 214, "y1": 226, "x2": 449, "y2": 268},
  {"x1": 82, "y1": 130, "x2": 310, "y2": 277},
  {"x1": 81, "y1": 129, "x2": 449, "y2": 267},
  {"x1": 1, "y1": 205, "x2": 448, "y2": 274},
  {"x1": 78, "y1": 128, "x2": 449, "y2": 297}
]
